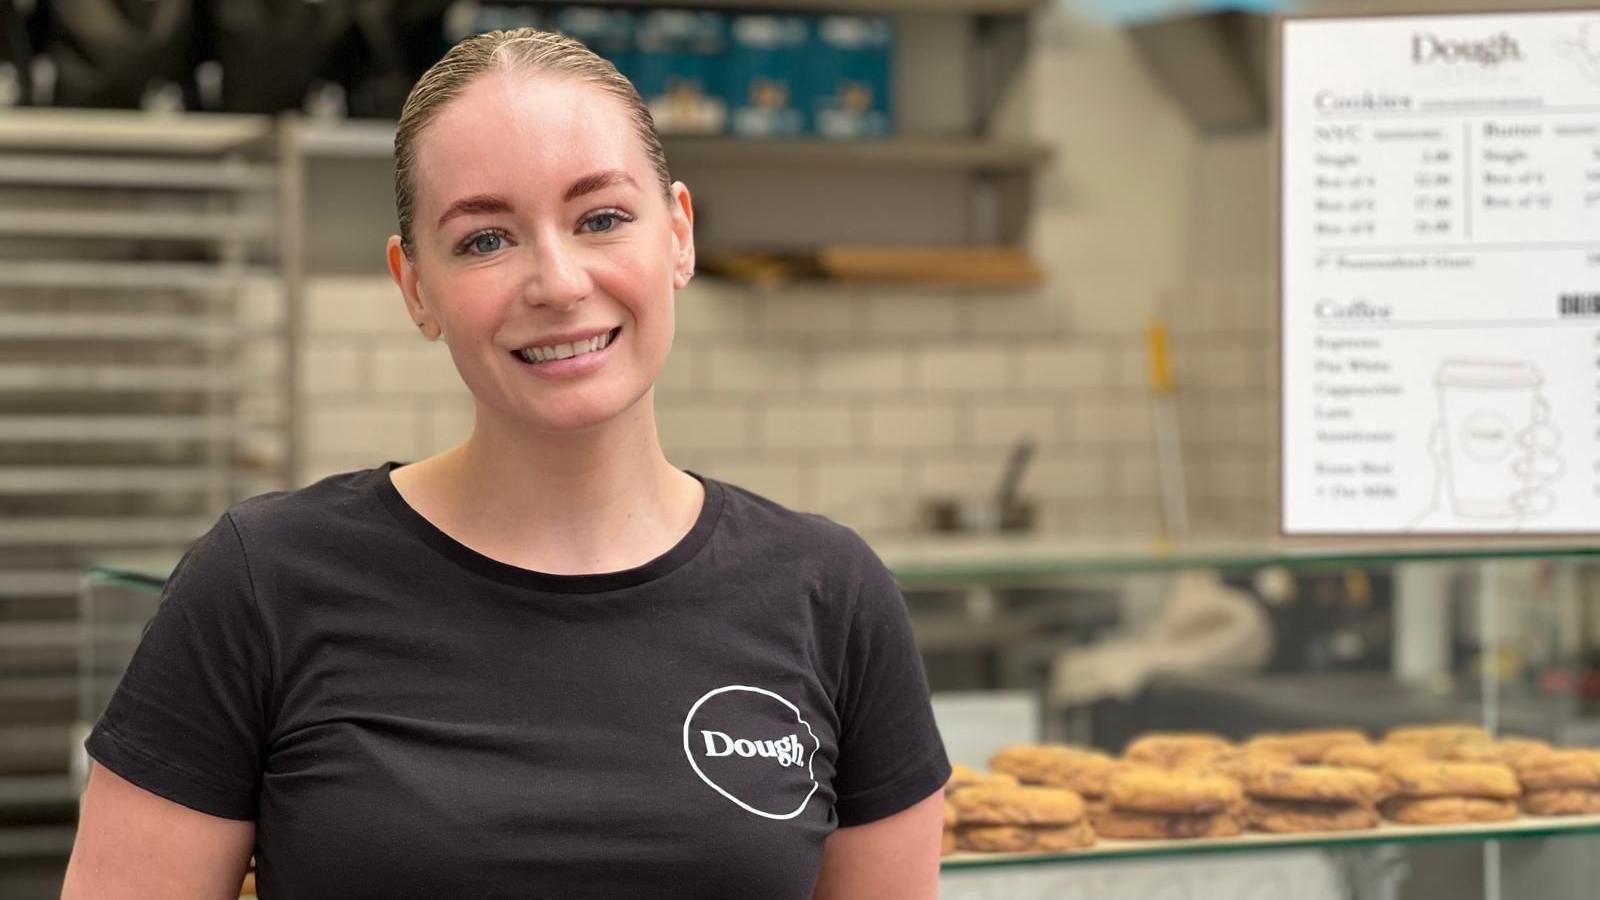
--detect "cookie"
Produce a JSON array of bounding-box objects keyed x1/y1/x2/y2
[
  {"x1": 1198, "y1": 746, "x2": 1296, "y2": 782},
  {"x1": 949, "y1": 784, "x2": 1086, "y2": 826},
  {"x1": 943, "y1": 799, "x2": 958, "y2": 829},
  {"x1": 1247, "y1": 729, "x2": 1370, "y2": 763},
  {"x1": 989, "y1": 744, "x2": 1117, "y2": 796},
  {"x1": 1493, "y1": 738, "x2": 1554, "y2": 767},
  {"x1": 1385, "y1": 724, "x2": 1492, "y2": 746},
  {"x1": 1124, "y1": 732, "x2": 1232, "y2": 768},
  {"x1": 1428, "y1": 741, "x2": 1508, "y2": 763},
  {"x1": 941, "y1": 830, "x2": 957, "y2": 856},
  {"x1": 1380, "y1": 795, "x2": 1517, "y2": 825},
  {"x1": 1323, "y1": 742, "x2": 1426, "y2": 773},
  {"x1": 945, "y1": 763, "x2": 1021, "y2": 795},
  {"x1": 955, "y1": 821, "x2": 1097, "y2": 854},
  {"x1": 946, "y1": 763, "x2": 983, "y2": 793},
  {"x1": 1105, "y1": 765, "x2": 1243, "y2": 814},
  {"x1": 1386, "y1": 761, "x2": 1520, "y2": 800},
  {"x1": 1245, "y1": 765, "x2": 1385, "y2": 805},
  {"x1": 1244, "y1": 798, "x2": 1380, "y2": 833},
  {"x1": 1037, "y1": 751, "x2": 1119, "y2": 798},
  {"x1": 1520, "y1": 788, "x2": 1600, "y2": 816},
  {"x1": 1514, "y1": 749, "x2": 1600, "y2": 791},
  {"x1": 1092, "y1": 808, "x2": 1242, "y2": 840}
]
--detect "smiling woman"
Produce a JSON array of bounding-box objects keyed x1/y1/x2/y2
[{"x1": 63, "y1": 26, "x2": 947, "y2": 900}]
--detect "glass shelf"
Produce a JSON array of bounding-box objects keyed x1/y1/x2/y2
[
  {"x1": 88, "y1": 536, "x2": 1600, "y2": 594},
  {"x1": 941, "y1": 813, "x2": 1600, "y2": 870},
  {"x1": 877, "y1": 536, "x2": 1600, "y2": 586}
]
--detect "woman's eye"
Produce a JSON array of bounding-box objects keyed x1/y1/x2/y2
[
  {"x1": 468, "y1": 232, "x2": 503, "y2": 254},
  {"x1": 581, "y1": 210, "x2": 633, "y2": 234}
]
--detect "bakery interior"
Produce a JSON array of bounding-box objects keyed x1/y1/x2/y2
[{"x1": 4, "y1": 0, "x2": 1600, "y2": 897}]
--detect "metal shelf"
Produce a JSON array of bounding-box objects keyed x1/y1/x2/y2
[
  {"x1": 668, "y1": 136, "x2": 1052, "y2": 172},
  {"x1": 0, "y1": 517, "x2": 212, "y2": 547},
  {"x1": 0, "y1": 313, "x2": 244, "y2": 342},
  {"x1": 0, "y1": 572, "x2": 84, "y2": 599},
  {"x1": 0, "y1": 467, "x2": 223, "y2": 494},
  {"x1": 0, "y1": 109, "x2": 269, "y2": 155},
  {"x1": 0, "y1": 365, "x2": 234, "y2": 392},
  {"x1": 0, "y1": 154, "x2": 275, "y2": 191},
  {"x1": 0, "y1": 416, "x2": 237, "y2": 443},
  {"x1": 0, "y1": 261, "x2": 270, "y2": 291},
  {"x1": 290, "y1": 118, "x2": 1053, "y2": 174},
  {"x1": 0, "y1": 210, "x2": 274, "y2": 242}
]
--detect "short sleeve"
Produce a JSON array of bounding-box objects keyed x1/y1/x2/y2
[
  {"x1": 830, "y1": 539, "x2": 950, "y2": 827},
  {"x1": 84, "y1": 512, "x2": 270, "y2": 820}
]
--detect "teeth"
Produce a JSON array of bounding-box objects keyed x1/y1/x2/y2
[{"x1": 517, "y1": 330, "x2": 614, "y2": 364}]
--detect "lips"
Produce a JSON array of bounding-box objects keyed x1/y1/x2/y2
[
  {"x1": 511, "y1": 326, "x2": 622, "y2": 366},
  {"x1": 508, "y1": 325, "x2": 621, "y2": 378}
]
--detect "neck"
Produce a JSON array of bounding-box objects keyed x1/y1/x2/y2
[{"x1": 411, "y1": 389, "x2": 703, "y2": 575}]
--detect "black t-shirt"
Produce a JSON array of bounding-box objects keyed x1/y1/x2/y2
[{"x1": 86, "y1": 462, "x2": 949, "y2": 899}]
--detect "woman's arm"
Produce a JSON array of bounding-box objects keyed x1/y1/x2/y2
[
  {"x1": 62, "y1": 762, "x2": 256, "y2": 900},
  {"x1": 812, "y1": 790, "x2": 944, "y2": 900}
]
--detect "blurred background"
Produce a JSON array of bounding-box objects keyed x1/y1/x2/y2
[{"x1": 3, "y1": 0, "x2": 1600, "y2": 897}]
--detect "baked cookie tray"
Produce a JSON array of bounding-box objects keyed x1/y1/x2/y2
[{"x1": 941, "y1": 813, "x2": 1600, "y2": 869}]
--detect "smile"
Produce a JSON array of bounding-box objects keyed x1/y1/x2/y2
[{"x1": 513, "y1": 326, "x2": 622, "y2": 365}]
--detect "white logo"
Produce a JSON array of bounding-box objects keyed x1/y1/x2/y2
[
  {"x1": 700, "y1": 730, "x2": 807, "y2": 768},
  {"x1": 682, "y1": 685, "x2": 820, "y2": 820}
]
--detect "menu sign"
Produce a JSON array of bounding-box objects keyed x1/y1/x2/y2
[{"x1": 1281, "y1": 10, "x2": 1600, "y2": 534}]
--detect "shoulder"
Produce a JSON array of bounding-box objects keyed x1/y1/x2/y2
[
  {"x1": 709, "y1": 476, "x2": 886, "y2": 574},
  {"x1": 223, "y1": 463, "x2": 393, "y2": 561},
  {"x1": 706, "y1": 476, "x2": 897, "y2": 615}
]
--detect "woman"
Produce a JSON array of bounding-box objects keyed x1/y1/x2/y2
[{"x1": 63, "y1": 28, "x2": 948, "y2": 899}]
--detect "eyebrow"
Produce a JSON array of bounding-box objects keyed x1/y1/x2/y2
[
  {"x1": 436, "y1": 194, "x2": 513, "y2": 231},
  {"x1": 563, "y1": 169, "x2": 639, "y2": 203},
  {"x1": 434, "y1": 171, "x2": 641, "y2": 232}
]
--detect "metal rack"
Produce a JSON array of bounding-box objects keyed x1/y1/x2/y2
[{"x1": 0, "y1": 109, "x2": 292, "y2": 896}]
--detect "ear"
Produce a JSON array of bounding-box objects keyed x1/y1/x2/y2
[
  {"x1": 668, "y1": 182, "x2": 696, "y2": 290},
  {"x1": 388, "y1": 235, "x2": 441, "y2": 341}
]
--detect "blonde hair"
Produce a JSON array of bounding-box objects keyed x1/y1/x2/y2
[{"x1": 394, "y1": 27, "x2": 673, "y2": 257}]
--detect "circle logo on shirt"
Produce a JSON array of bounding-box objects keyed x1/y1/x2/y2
[{"x1": 682, "y1": 685, "x2": 820, "y2": 820}]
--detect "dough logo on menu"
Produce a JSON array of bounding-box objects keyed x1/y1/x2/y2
[
  {"x1": 683, "y1": 685, "x2": 821, "y2": 820},
  {"x1": 1412, "y1": 32, "x2": 1521, "y2": 67}
]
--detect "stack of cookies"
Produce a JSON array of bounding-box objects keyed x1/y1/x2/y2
[
  {"x1": 1123, "y1": 732, "x2": 1232, "y2": 769},
  {"x1": 1380, "y1": 759, "x2": 1522, "y2": 825},
  {"x1": 1241, "y1": 764, "x2": 1384, "y2": 833},
  {"x1": 944, "y1": 763, "x2": 1020, "y2": 856},
  {"x1": 948, "y1": 784, "x2": 1097, "y2": 853},
  {"x1": 1514, "y1": 749, "x2": 1600, "y2": 817},
  {"x1": 1246, "y1": 729, "x2": 1370, "y2": 764},
  {"x1": 1096, "y1": 765, "x2": 1244, "y2": 840},
  {"x1": 989, "y1": 744, "x2": 1118, "y2": 815},
  {"x1": 1323, "y1": 741, "x2": 1427, "y2": 773}
]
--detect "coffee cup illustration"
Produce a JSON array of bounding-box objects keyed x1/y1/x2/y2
[{"x1": 1429, "y1": 359, "x2": 1561, "y2": 521}]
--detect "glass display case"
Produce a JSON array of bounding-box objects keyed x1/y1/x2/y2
[{"x1": 82, "y1": 538, "x2": 1600, "y2": 899}]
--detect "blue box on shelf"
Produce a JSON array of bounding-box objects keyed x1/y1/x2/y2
[
  {"x1": 632, "y1": 9, "x2": 728, "y2": 137},
  {"x1": 725, "y1": 13, "x2": 811, "y2": 139},
  {"x1": 550, "y1": 6, "x2": 635, "y2": 79},
  {"x1": 442, "y1": 2, "x2": 544, "y2": 46},
  {"x1": 811, "y1": 15, "x2": 894, "y2": 140}
]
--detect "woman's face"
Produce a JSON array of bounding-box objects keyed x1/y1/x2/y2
[{"x1": 388, "y1": 72, "x2": 694, "y2": 435}]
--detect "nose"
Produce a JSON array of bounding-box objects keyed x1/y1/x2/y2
[{"x1": 522, "y1": 233, "x2": 591, "y2": 311}]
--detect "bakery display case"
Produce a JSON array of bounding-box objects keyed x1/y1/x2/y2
[{"x1": 82, "y1": 538, "x2": 1600, "y2": 898}]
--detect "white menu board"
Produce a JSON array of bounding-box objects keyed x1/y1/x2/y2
[{"x1": 1281, "y1": 10, "x2": 1600, "y2": 534}]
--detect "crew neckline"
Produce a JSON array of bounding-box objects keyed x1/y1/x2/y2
[{"x1": 372, "y1": 460, "x2": 724, "y2": 594}]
